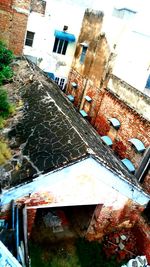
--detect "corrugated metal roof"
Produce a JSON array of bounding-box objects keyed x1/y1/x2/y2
[
  {"x1": 129, "y1": 138, "x2": 146, "y2": 152},
  {"x1": 54, "y1": 30, "x2": 75, "y2": 42}
]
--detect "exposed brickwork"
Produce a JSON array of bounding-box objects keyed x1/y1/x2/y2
[
  {"x1": 27, "y1": 208, "x2": 37, "y2": 236},
  {"x1": 0, "y1": 0, "x2": 31, "y2": 55},
  {"x1": 133, "y1": 218, "x2": 150, "y2": 263},
  {"x1": 87, "y1": 201, "x2": 150, "y2": 263},
  {"x1": 96, "y1": 90, "x2": 150, "y2": 165}
]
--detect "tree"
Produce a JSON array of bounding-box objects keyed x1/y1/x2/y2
[{"x1": 0, "y1": 41, "x2": 14, "y2": 85}]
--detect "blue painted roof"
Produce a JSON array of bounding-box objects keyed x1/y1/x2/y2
[
  {"x1": 80, "y1": 110, "x2": 88, "y2": 117},
  {"x1": 129, "y1": 138, "x2": 145, "y2": 152},
  {"x1": 85, "y1": 95, "x2": 92, "y2": 102},
  {"x1": 121, "y1": 158, "x2": 135, "y2": 173},
  {"x1": 101, "y1": 136, "x2": 113, "y2": 146},
  {"x1": 109, "y1": 118, "x2": 120, "y2": 128},
  {"x1": 54, "y1": 30, "x2": 75, "y2": 42},
  {"x1": 67, "y1": 95, "x2": 74, "y2": 102}
]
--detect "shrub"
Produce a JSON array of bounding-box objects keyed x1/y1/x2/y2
[
  {"x1": 0, "y1": 116, "x2": 5, "y2": 129},
  {"x1": 0, "y1": 88, "x2": 13, "y2": 118},
  {"x1": 0, "y1": 141, "x2": 12, "y2": 165},
  {"x1": 0, "y1": 41, "x2": 14, "y2": 85}
]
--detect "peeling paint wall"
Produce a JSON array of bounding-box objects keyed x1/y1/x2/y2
[
  {"x1": 0, "y1": 0, "x2": 31, "y2": 55},
  {"x1": 66, "y1": 9, "x2": 112, "y2": 117},
  {"x1": 23, "y1": 0, "x2": 85, "y2": 82}
]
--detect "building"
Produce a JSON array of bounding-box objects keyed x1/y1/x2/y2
[
  {"x1": 66, "y1": 8, "x2": 150, "y2": 195},
  {"x1": 0, "y1": 58, "x2": 150, "y2": 265},
  {"x1": 23, "y1": 0, "x2": 91, "y2": 90},
  {"x1": 0, "y1": 0, "x2": 31, "y2": 55}
]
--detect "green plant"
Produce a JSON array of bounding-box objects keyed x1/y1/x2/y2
[
  {"x1": 0, "y1": 41, "x2": 14, "y2": 85},
  {"x1": 0, "y1": 88, "x2": 15, "y2": 119},
  {"x1": 0, "y1": 141, "x2": 12, "y2": 165},
  {"x1": 0, "y1": 116, "x2": 5, "y2": 128}
]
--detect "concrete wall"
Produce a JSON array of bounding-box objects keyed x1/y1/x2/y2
[{"x1": 0, "y1": 0, "x2": 30, "y2": 55}]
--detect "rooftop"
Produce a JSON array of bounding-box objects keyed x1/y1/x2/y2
[{"x1": 0, "y1": 58, "x2": 148, "y2": 197}]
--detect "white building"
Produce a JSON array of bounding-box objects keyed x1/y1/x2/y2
[
  {"x1": 23, "y1": 0, "x2": 90, "y2": 90},
  {"x1": 23, "y1": 0, "x2": 150, "y2": 96},
  {"x1": 105, "y1": 7, "x2": 150, "y2": 97}
]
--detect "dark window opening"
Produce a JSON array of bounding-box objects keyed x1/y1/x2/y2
[
  {"x1": 25, "y1": 31, "x2": 35, "y2": 47},
  {"x1": 55, "y1": 77, "x2": 66, "y2": 90},
  {"x1": 80, "y1": 46, "x2": 88, "y2": 64},
  {"x1": 53, "y1": 38, "x2": 68, "y2": 55}
]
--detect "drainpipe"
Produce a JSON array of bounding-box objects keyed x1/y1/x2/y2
[
  {"x1": 16, "y1": 205, "x2": 19, "y2": 261},
  {"x1": 12, "y1": 200, "x2": 15, "y2": 230}
]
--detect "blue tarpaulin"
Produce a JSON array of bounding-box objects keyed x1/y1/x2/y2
[{"x1": 54, "y1": 30, "x2": 75, "y2": 42}]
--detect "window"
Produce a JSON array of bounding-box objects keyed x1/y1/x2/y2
[
  {"x1": 128, "y1": 138, "x2": 145, "y2": 153},
  {"x1": 53, "y1": 38, "x2": 68, "y2": 55},
  {"x1": 55, "y1": 77, "x2": 66, "y2": 90},
  {"x1": 108, "y1": 118, "x2": 120, "y2": 129},
  {"x1": 80, "y1": 46, "x2": 88, "y2": 64},
  {"x1": 71, "y1": 82, "x2": 78, "y2": 89},
  {"x1": 25, "y1": 31, "x2": 35, "y2": 47},
  {"x1": 80, "y1": 110, "x2": 88, "y2": 118}
]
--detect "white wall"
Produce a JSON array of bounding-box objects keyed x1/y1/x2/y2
[{"x1": 23, "y1": 0, "x2": 87, "y2": 81}]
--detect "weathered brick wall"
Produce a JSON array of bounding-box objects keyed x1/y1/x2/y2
[
  {"x1": 133, "y1": 218, "x2": 150, "y2": 263},
  {"x1": 95, "y1": 90, "x2": 150, "y2": 159},
  {"x1": 27, "y1": 208, "x2": 37, "y2": 237},
  {"x1": 0, "y1": 0, "x2": 31, "y2": 55},
  {"x1": 87, "y1": 200, "x2": 150, "y2": 263},
  {"x1": 108, "y1": 75, "x2": 150, "y2": 121}
]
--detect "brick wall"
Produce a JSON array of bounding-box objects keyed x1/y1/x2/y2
[
  {"x1": 27, "y1": 208, "x2": 37, "y2": 237},
  {"x1": 108, "y1": 75, "x2": 150, "y2": 121},
  {"x1": 87, "y1": 200, "x2": 150, "y2": 263},
  {"x1": 0, "y1": 0, "x2": 31, "y2": 55}
]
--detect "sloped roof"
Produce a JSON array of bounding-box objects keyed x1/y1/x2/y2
[{"x1": 0, "y1": 58, "x2": 144, "y2": 193}]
